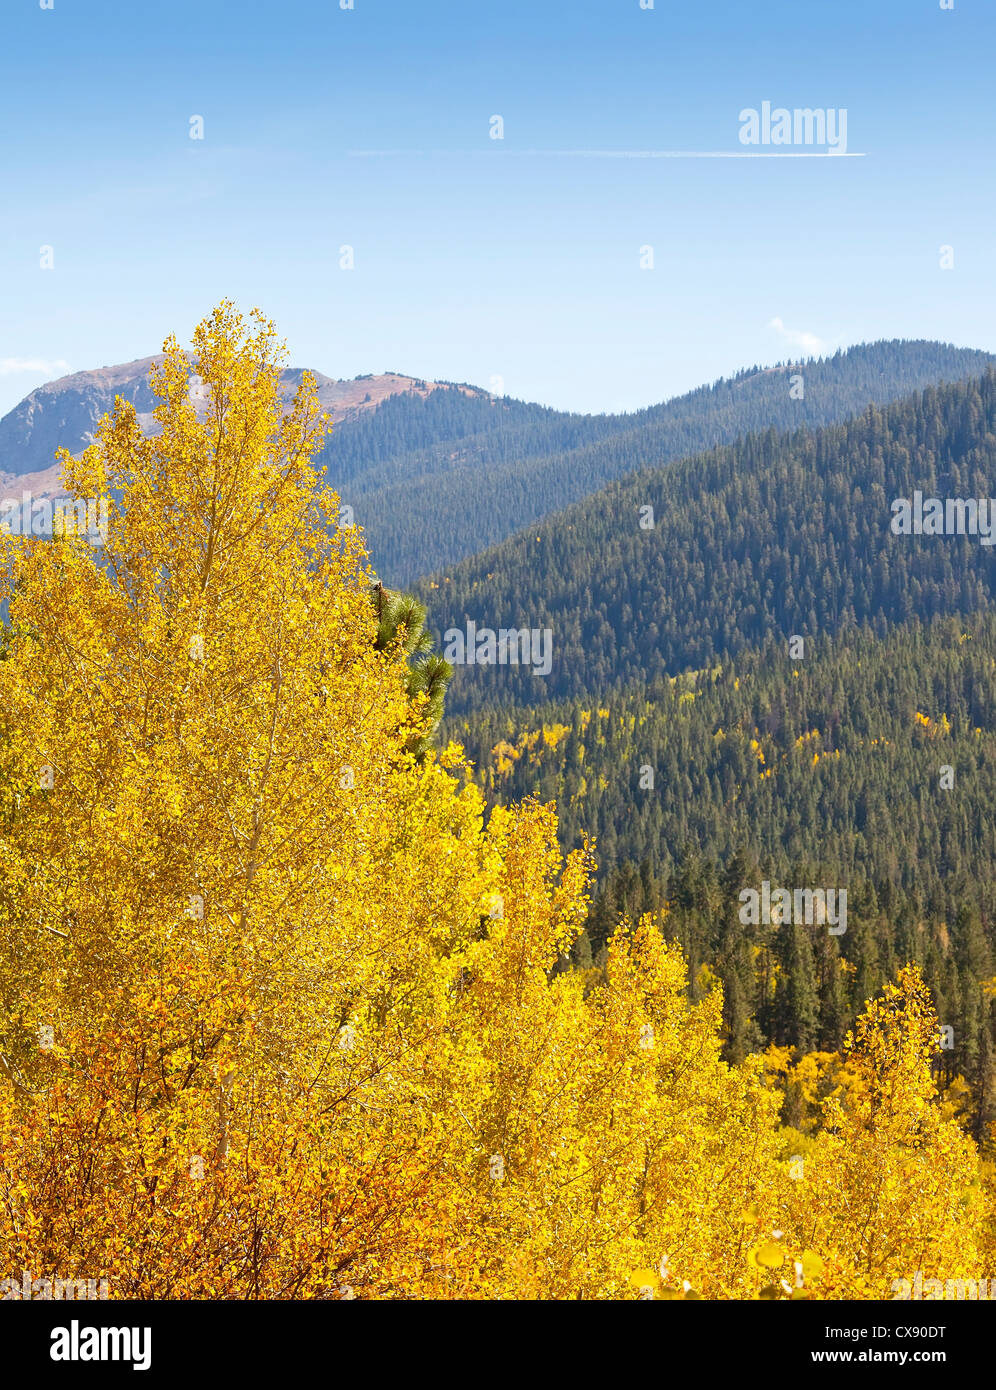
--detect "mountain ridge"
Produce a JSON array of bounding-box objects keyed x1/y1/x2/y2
[
  {"x1": 3, "y1": 341, "x2": 994, "y2": 581},
  {"x1": 328, "y1": 340, "x2": 996, "y2": 582},
  {"x1": 0, "y1": 357, "x2": 481, "y2": 499},
  {"x1": 422, "y1": 369, "x2": 996, "y2": 714}
]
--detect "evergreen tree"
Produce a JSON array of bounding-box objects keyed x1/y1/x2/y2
[{"x1": 371, "y1": 582, "x2": 452, "y2": 758}]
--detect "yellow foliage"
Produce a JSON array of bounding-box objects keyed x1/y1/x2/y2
[
  {"x1": 780, "y1": 968, "x2": 982, "y2": 1297},
  {"x1": 542, "y1": 723, "x2": 571, "y2": 750}
]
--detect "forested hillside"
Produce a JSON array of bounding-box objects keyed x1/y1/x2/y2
[
  {"x1": 326, "y1": 340, "x2": 994, "y2": 583},
  {"x1": 425, "y1": 371, "x2": 996, "y2": 714},
  {"x1": 451, "y1": 613, "x2": 996, "y2": 1105}
]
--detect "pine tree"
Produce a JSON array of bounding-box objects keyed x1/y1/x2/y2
[{"x1": 371, "y1": 582, "x2": 451, "y2": 759}]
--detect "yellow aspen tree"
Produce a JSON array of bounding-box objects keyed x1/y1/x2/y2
[
  {"x1": 780, "y1": 966, "x2": 983, "y2": 1298},
  {"x1": 0, "y1": 303, "x2": 556, "y2": 1297}
]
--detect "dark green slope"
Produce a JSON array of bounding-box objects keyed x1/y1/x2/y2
[
  {"x1": 451, "y1": 613, "x2": 996, "y2": 1079},
  {"x1": 325, "y1": 340, "x2": 995, "y2": 584},
  {"x1": 452, "y1": 612, "x2": 996, "y2": 912},
  {"x1": 423, "y1": 371, "x2": 996, "y2": 715}
]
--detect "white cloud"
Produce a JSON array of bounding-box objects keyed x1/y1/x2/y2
[
  {"x1": 0, "y1": 357, "x2": 71, "y2": 378},
  {"x1": 767, "y1": 318, "x2": 825, "y2": 357}
]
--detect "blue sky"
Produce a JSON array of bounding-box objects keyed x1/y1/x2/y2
[{"x1": 1, "y1": 0, "x2": 993, "y2": 417}]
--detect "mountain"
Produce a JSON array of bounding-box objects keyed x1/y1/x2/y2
[
  {"x1": 422, "y1": 370, "x2": 996, "y2": 716},
  {"x1": 425, "y1": 363, "x2": 996, "y2": 1084},
  {"x1": 3, "y1": 340, "x2": 992, "y2": 581},
  {"x1": 0, "y1": 356, "x2": 480, "y2": 503},
  {"x1": 325, "y1": 340, "x2": 996, "y2": 582}
]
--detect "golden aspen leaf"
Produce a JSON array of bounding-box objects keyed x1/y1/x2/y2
[{"x1": 799, "y1": 1251, "x2": 824, "y2": 1279}]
